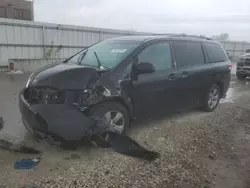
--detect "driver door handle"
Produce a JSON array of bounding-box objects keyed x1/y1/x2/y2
[
  {"x1": 168, "y1": 73, "x2": 181, "y2": 80},
  {"x1": 168, "y1": 71, "x2": 189, "y2": 80}
]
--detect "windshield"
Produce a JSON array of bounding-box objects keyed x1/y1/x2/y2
[{"x1": 67, "y1": 40, "x2": 139, "y2": 69}]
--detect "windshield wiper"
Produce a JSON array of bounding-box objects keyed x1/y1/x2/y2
[
  {"x1": 78, "y1": 49, "x2": 88, "y2": 64},
  {"x1": 63, "y1": 48, "x2": 88, "y2": 63},
  {"x1": 94, "y1": 52, "x2": 104, "y2": 69}
]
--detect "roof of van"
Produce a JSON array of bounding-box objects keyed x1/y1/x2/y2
[{"x1": 107, "y1": 35, "x2": 214, "y2": 43}]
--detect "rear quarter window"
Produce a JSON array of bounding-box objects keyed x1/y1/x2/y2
[
  {"x1": 172, "y1": 41, "x2": 205, "y2": 68},
  {"x1": 203, "y1": 42, "x2": 228, "y2": 63}
]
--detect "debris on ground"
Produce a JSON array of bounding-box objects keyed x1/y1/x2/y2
[
  {"x1": 89, "y1": 131, "x2": 159, "y2": 161},
  {"x1": 14, "y1": 157, "x2": 40, "y2": 170},
  {"x1": 108, "y1": 131, "x2": 160, "y2": 161},
  {"x1": 85, "y1": 117, "x2": 160, "y2": 161},
  {"x1": 0, "y1": 139, "x2": 41, "y2": 154}
]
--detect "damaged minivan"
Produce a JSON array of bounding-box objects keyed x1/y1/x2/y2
[{"x1": 19, "y1": 35, "x2": 231, "y2": 141}]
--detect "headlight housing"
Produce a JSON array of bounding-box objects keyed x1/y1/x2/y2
[{"x1": 25, "y1": 87, "x2": 65, "y2": 104}]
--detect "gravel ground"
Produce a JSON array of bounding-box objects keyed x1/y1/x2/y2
[{"x1": 1, "y1": 72, "x2": 250, "y2": 188}]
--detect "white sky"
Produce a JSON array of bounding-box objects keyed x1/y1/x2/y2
[{"x1": 34, "y1": 0, "x2": 250, "y2": 41}]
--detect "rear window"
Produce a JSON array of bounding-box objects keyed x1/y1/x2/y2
[
  {"x1": 172, "y1": 41, "x2": 205, "y2": 68},
  {"x1": 203, "y1": 42, "x2": 228, "y2": 63}
]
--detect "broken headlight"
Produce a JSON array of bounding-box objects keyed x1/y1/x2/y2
[{"x1": 26, "y1": 87, "x2": 65, "y2": 104}]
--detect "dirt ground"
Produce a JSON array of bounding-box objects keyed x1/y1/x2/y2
[{"x1": 0, "y1": 68, "x2": 250, "y2": 188}]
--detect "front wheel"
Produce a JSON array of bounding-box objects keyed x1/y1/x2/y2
[
  {"x1": 89, "y1": 101, "x2": 130, "y2": 134},
  {"x1": 88, "y1": 101, "x2": 130, "y2": 147},
  {"x1": 203, "y1": 84, "x2": 221, "y2": 112}
]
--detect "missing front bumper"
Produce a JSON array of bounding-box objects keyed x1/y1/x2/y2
[{"x1": 19, "y1": 89, "x2": 95, "y2": 141}]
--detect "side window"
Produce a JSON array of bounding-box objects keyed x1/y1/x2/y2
[
  {"x1": 203, "y1": 42, "x2": 228, "y2": 63},
  {"x1": 138, "y1": 42, "x2": 172, "y2": 71},
  {"x1": 172, "y1": 41, "x2": 205, "y2": 68}
]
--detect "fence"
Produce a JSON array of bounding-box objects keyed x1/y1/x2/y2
[
  {"x1": 220, "y1": 41, "x2": 250, "y2": 61},
  {"x1": 0, "y1": 18, "x2": 148, "y2": 69},
  {"x1": 0, "y1": 17, "x2": 249, "y2": 70}
]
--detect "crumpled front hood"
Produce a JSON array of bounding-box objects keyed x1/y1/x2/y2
[
  {"x1": 32, "y1": 63, "x2": 84, "y2": 81},
  {"x1": 29, "y1": 63, "x2": 102, "y2": 90}
]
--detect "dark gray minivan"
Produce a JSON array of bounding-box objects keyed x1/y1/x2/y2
[{"x1": 19, "y1": 35, "x2": 231, "y2": 141}]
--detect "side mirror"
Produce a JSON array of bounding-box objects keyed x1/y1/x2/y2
[{"x1": 136, "y1": 62, "x2": 155, "y2": 74}]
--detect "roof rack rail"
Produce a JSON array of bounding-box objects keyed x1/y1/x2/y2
[{"x1": 152, "y1": 33, "x2": 213, "y2": 40}]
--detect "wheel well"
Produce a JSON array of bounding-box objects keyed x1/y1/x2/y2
[{"x1": 215, "y1": 82, "x2": 224, "y2": 97}]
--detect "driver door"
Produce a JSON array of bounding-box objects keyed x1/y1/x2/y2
[{"x1": 130, "y1": 42, "x2": 177, "y2": 118}]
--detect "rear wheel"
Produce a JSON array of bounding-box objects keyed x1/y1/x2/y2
[
  {"x1": 203, "y1": 84, "x2": 221, "y2": 112},
  {"x1": 236, "y1": 72, "x2": 246, "y2": 80}
]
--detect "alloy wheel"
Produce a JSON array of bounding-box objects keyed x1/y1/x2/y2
[{"x1": 208, "y1": 88, "x2": 219, "y2": 109}]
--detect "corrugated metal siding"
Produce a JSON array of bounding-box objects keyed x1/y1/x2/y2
[
  {"x1": 0, "y1": 18, "x2": 149, "y2": 66},
  {"x1": 0, "y1": 17, "x2": 249, "y2": 66}
]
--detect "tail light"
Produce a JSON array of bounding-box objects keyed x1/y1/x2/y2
[{"x1": 228, "y1": 63, "x2": 232, "y2": 70}]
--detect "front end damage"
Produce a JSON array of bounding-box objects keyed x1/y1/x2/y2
[
  {"x1": 19, "y1": 79, "x2": 114, "y2": 141},
  {"x1": 18, "y1": 62, "x2": 122, "y2": 141},
  {"x1": 19, "y1": 87, "x2": 98, "y2": 141}
]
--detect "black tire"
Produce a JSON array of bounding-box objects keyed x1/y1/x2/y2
[
  {"x1": 236, "y1": 72, "x2": 246, "y2": 80},
  {"x1": 88, "y1": 101, "x2": 130, "y2": 135},
  {"x1": 203, "y1": 84, "x2": 221, "y2": 112}
]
